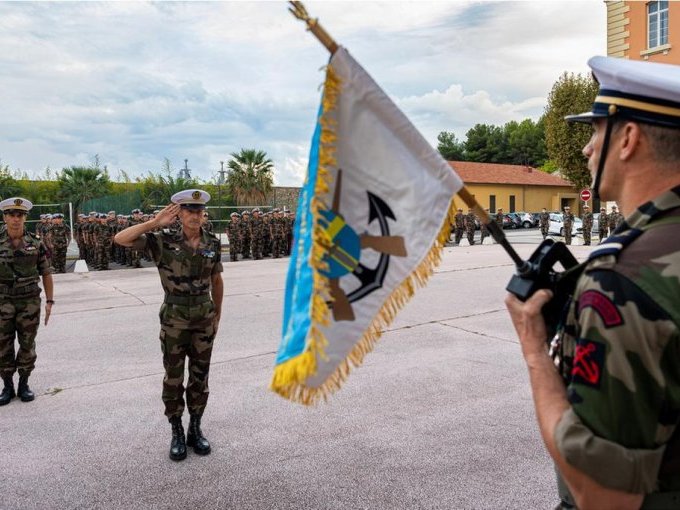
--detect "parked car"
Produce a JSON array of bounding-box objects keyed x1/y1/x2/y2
[
  {"x1": 514, "y1": 211, "x2": 538, "y2": 228},
  {"x1": 548, "y1": 213, "x2": 583, "y2": 236},
  {"x1": 505, "y1": 212, "x2": 522, "y2": 229}
]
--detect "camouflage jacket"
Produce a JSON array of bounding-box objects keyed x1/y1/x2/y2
[
  {"x1": 554, "y1": 186, "x2": 680, "y2": 495},
  {"x1": 250, "y1": 217, "x2": 265, "y2": 237},
  {"x1": 226, "y1": 222, "x2": 240, "y2": 243},
  {"x1": 453, "y1": 212, "x2": 464, "y2": 229},
  {"x1": 562, "y1": 212, "x2": 574, "y2": 228},
  {"x1": 464, "y1": 212, "x2": 476, "y2": 230},
  {"x1": 608, "y1": 212, "x2": 621, "y2": 230},
  {"x1": 581, "y1": 211, "x2": 593, "y2": 229},
  {"x1": 599, "y1": 212, "x2": 609, "y2": 231},
  {"x1": 0, "y1": 229, "x2": 51, "y2": 295},
  {"x1": 133, "y1": 227, "x2": 223, "y2": 329},
  {"x1": 49, "y1": 224, "x2": 71, "y2": 248},
  {"x1": 539, "y1": 212, "x2": 550, "y2": 227}
]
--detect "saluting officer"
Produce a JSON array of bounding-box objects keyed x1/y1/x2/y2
[
  {"x1": 115, "y1": 189, "x2": 223, "y2": 462},
  {"x1": 0, "y1": 198, "x2": 54, "y2": 406}
]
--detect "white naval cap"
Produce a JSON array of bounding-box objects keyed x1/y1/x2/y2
[
  {"x1": 0, "y1": 197, "x2": 33, "y2": 213},
  {"x1": 171, "y1": 189, "x2": 211, "y2": 209},
  {"x1": 566, "y1": 56, "x2": 680, "y2": 127}
]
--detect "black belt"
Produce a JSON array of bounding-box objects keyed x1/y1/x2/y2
[
  {"x1": 164, "y1": 294, "x2": 211, "y2": 306},
  {"x1": 0, "y1": 282, "x2": 40, "y2": 297}
]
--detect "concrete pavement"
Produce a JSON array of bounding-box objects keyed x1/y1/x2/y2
[{"x1": 2, "y1": 233, "x2": 595, "y2": 510}]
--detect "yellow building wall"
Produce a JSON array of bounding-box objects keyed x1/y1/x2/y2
[{"x1": 452, "y1": 183, "x2": 580, "y2": 214}]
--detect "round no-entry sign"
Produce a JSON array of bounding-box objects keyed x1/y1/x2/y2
[{"x1": 580, "y1": 189, "x2": 592, "y2": 201}]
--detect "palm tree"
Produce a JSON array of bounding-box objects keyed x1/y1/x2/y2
[
  {"x1": 57, "y1": 166, "x2": 111, "y2": 216},
  {"x1": 226, "y1": 149, "x2": 274, "y2": 206}
]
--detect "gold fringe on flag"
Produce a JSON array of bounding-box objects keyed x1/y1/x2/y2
[
  {"x1": 271, "y1": 61, "x2": 457, "y2": 405},
  {"x1": 270, "y1": 64, "x2": 340, "y2": 401}
]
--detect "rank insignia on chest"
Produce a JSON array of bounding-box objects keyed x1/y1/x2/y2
[
  {"x1": 200, "y1": 250, "x2": 215, "y2": 258},
  {"x1": 24, "y1": 246, "x2": 36, "y2": 252}
]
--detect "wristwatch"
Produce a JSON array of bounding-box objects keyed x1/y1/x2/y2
[{"x1": 46, "y1": 299, "x2": 55, "y2": 304}]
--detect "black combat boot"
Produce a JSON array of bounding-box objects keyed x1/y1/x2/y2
[
  {"x1": 17, "y1": 375, "x2": 34, "y2": 402},
  {"x1": 186, "y1": 414, "x2": 211, "y2": 455},
  {"x1": 169, "y1": 416, "x2": 187, "y2": 461},
  {"x1": 0, "y1": 375, "x2": 15, "y2": 406}
]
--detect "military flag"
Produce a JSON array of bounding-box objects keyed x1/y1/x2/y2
[{"x1": 270, "y1": 46, "x2": 463, "y2": 404}]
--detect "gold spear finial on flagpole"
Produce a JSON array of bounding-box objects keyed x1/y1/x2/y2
[{"x1": 289, "y1": 1, "x2": 339, "y2": 55}]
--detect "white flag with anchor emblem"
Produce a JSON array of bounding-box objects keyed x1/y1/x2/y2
[{"x1": 271, "y1": 47, "x2": 463, "y2": 404}]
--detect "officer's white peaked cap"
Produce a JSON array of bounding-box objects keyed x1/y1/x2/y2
[
  {"x1": 0, "y1": 197, "x2": 33, "y2": 213},
  {"x1": 171, "y1": 189, "x2": 211, "y2": 208},
  {"x1": 566, "y1": 56, "x2": 680, "y2": 127}
]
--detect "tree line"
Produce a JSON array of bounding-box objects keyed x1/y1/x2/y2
[
  {"x1": 0, "y1": 149, "x2": 275, "y2": 216},
  {"x1": 437, "y1": 72, "x2": 598, "y2": 190}
]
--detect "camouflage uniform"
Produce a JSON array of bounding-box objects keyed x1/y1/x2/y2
[
  {"x1": 581, "y1": 208, "x2": 593, "y2": 246},
  {"x1": 239, "y1": 213, "x2": 251, "y2": 259},
  {"x1": 250, "y1": 211, "x2": 266, "y2": 260},
  {"x1": 75, "y1": 217, "x2": 87, "y2": 260},
  {"x1": 95, "y1": 216, "x2": 113, "y2": 270},
  {"x1": 262, "y1": 214, "x2": 272, "y2": 257},
  {"x1": 608, "y1": 208, "x2": 620, "y2": 235},
  {"x1": 562, "y1": 210, "x2": 574, "y2": 245},
  {"x1": 453, "y1": 210, "x2": 464, "y2": 245},
  {"x1": 48, "y1": 221, "x2": 71, "y2": 273},
  {"x1": 552, "y1": 186, "x2": 680, "y2": 505},
  {"x1": 128, "y1": 213, "x2": 144, "y2": 267},
  {"x1": 270, "y1": 211, "x2": 286, "y2": 258},
  {"x1": 480, "y1": 209, "x2": 491, "y2": 244},
  {"x1": 464, "y1": 211, "x2": 476, "y2": 245},
  {"x1": 132, "y1": 227, "x2": 223, "y2": 419},
  {"x1": 539, "y1": 211, "x2": 550, "y2": 239},
  {"x1": 226, "y1": 215, "x2": 241, "y2": 262},
  {"x1": 598, "y1": 210, "x2": 609, "y2": 243},
  {"x1": 0, "y1": 229, "x2": 51, "y2": 381}
]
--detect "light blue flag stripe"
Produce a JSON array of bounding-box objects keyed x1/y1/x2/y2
[{"x1": 276, "y1": 103, "x2": 323, "y2": 365}]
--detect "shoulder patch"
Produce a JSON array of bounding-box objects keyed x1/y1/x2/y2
[
  {"x1": 572, "y1": 338, "x2": 606, "y2": 389},
  {"x1": 578, "y1": 289, "x2": 624, "y2": 328}
]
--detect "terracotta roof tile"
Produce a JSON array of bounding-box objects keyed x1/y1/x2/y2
[{"x1": 448, "y1": 161, "x2": 574, "y2": 187}]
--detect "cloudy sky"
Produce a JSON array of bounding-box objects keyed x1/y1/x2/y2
[{"x1": 0, "y1": 1, "x2": 606, "y2": 186}]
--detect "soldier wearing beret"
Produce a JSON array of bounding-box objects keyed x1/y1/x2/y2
[
  {"x1": 115, "y1": 189, "x2": 223, "y2": 462},
  {"x1": 0, "y1": 198, "x2": 54, "y2": 406},
  {"x1": 506, "y1": 56, "x2": 680, "y2": 508}
]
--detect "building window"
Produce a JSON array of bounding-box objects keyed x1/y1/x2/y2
[
  {"x1": 648, "y1": 1, "x2": 669, "y2": 49},
  {"x1": 489, "y1": 195, "x2": 496, "y2": 212},
  {"x1": 509, "y1": 195, "x2": 516, "y2": 213}
]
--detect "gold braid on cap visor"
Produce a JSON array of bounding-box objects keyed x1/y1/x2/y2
[{"x1": 596, "y1": 95, "x2": 680, "y2": 118}]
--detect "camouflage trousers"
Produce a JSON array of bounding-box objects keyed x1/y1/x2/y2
[
  {"x1": 466, "y1": 227, "x2": 475, "y2": 245},
  {"x1": 251, "y1": 234, "x2": 264, "y2": 260},
  {"x1": 241, "y1": 236, "x2": 251, "y2": 259},
  {"x1": 582, "y1": 228, "x2": 592, "y2": 246},
  {"x1": 564, "y1": 228, "x2": 572, "y2": 245},
  {"x1": 272, "y1": 235, "x2": 286, "y2": 258},
  {"x1": 599, "y1": 226, "x2": 609, "y2": 243},
  {"x1": 454, "y1": 227, "x2": 464, "y2": 245},
  {"x1": 77, "y1": 241, "x2": 86, "y2": 260},
  {"x1": 540, "y1": 225, "x2": 549, "y2": 239},
  {"x1": 480, "y1": 229, "x2": 489, "y2": 244},
  {"x1": 229, "y1": 239, "x2": 242, "y2": 261},
  {"x1": 0, "y1": 296, "x2": 41, "y2": 378},
  {"x1": 52, "y1": 246, "x2": 68, "y2": 273},
  {"x1": 96, "y1": 241, "x2": 111, "y2": 270},
  {"x1": 158, "y1": 304, "x2": 217, "y2": 419}
]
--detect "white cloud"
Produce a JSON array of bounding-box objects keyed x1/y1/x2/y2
[{"x1": 0, "y1": 1, "x2": 606, "y2": 186}]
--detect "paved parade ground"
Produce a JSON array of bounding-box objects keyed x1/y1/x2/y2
[{"x1": 3, "y1": 232, "x2": 595, "y2": 510}]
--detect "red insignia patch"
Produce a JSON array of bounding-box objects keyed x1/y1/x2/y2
[
  {"x1": 572, "y1": 339, "x2": 605, "y2": 388},
  {"x1": 578, "y1": 290, "x2": 623, "y2": 328}
]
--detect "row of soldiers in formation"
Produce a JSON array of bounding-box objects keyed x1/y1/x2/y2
[
  {"x1": 225, "y1": 208, "x2": 294, "y2": 261},
  {"x1": 33, "y1": 214, "x2": 71, "y2": 273},
  {"x1": 450, "y1": 204, "x2": 626, "y2": 246}
]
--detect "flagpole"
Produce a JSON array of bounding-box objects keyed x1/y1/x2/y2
[{"x1": 288, "y1": 1, "x2": 526, "y2": 269}]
